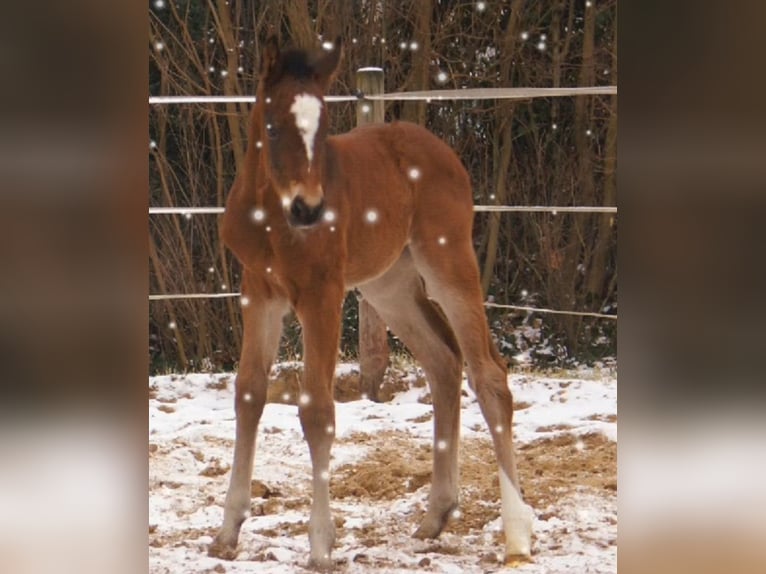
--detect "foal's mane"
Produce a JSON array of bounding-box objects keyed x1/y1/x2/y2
[
  {"x1": 260, "y1": 36, "x2": 342, "y2": 90},
  {"x1": 263, "y1": 48, "x2": 323, "y2": 87}
]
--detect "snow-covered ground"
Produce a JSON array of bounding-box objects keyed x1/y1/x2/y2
[{"x1": 149, "y1": 363, "x2": 616, "y2": 573}]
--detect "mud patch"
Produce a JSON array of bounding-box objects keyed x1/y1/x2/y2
[
  {"x1": 331, "y1": 429, "x2": 616, "y2": 536},
  {"x1": 333, "y1": 432, "x2": 432, "y2": 500}
]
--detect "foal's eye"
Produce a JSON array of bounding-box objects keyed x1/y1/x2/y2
[{"x1": 266, "y1": 123, "x2": 278, "y2": 140}]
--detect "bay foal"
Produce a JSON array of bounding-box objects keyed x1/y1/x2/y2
[{"x1": 210, "y1": 36, "x2": 534, "y2": 569}]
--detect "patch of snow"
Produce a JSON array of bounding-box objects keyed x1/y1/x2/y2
[{"x1": 149, "y1": 363, "x2": 617, "y2": 573}]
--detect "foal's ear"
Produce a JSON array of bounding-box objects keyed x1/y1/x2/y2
[
  {"x1": 313, "y1": 36, "x2": 343, "y2": 89},
  {"x1": 260, "y1": 35, "x2": 281, "y2": 78}
]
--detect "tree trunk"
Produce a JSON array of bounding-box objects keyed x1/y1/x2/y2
[
  {"x1": 481, "y1": 0, "x2": 523, "y2": 296},
  {"x1": 586, "y1": 15, "x2": 617, "y2": 299},
  {"x1": 401, "y1": 0, "x2": 431, "y2": 125},
  {"x1": 285, "y1": 0, "x2": 315, "y2": 49},
  {"x1": 561, "y1": 0, "x2": 597, "y2": 349}
]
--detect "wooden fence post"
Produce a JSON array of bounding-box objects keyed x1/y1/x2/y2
[{"x1": 356, "y1": 67, "x2": 389, "y2": 402}]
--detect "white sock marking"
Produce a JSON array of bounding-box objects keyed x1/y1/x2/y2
[
  {"x1": 290, "y1": 94, "x2": 322, "y2": 167},
  {"x1": 498, "y1": 468, "x2": 534, "y2": 558}
]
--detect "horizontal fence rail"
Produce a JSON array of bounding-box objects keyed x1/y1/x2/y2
[
  {"x1": 149, "y1": 94, "x2": 358, "y2": 104},
  {"x1": 148, "y1": 205, "x2": 617, "y2": 215},
  {"x1": 149, "y1": 85, "x2": 616, "y2": 106}
]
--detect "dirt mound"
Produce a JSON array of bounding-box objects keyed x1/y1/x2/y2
[{"x1": 332, "y1": 433, "x2": 432, "y2": 500}]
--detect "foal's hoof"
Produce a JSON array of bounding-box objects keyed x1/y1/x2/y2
[
  {"x1": 412, "y1": 504, "x2": 456, "y2": 539},
  {"x1": 412, "y1": 522, "x2": 441, "y2": 540},
  {"x1": 307, "y1": 554, "x2": 334, "y2": 572},
  {"x1": 504, "y1": 553, "x2": 533, "y2": 567},
  {"x1": 207, "y1": 538, "x2": 238, "y2": 560}
]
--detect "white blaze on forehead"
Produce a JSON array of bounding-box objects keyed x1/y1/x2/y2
[{"x1": 290, "y1": 93, "x2": 322, "y2": 165}]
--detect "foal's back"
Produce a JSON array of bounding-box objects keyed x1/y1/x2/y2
[{"x1": 326, "y1": 121, "x2": 475, "y2": 286}]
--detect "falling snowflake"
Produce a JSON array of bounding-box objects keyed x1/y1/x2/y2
[
  {"x1": 409, "y1": 41, "x2": 419, "y2": 51},
  {"x1": 438, "y1": 236, "x2": 447, "y2": 246},
  {"x1": 281, "y1": 196, "x2": 291, "y2": 208},
  {"x1": 243, "y1": 392, "x2": 252, "y2": 402},
  {"x1": 255, "y1": 141, "x2": 262, "y2": 149},
  {"x1": 168, "y1": 321, "x2": 177, "y2": 330},
  {"x1": 520, "y1": 31, "x2": 529, "y2": 41},
  {"x1": 323, "y1": 209, "x2": 336, "y2": 223},
  {"x1": 154, "y1": 42, "x2": 164, "y2": 52},
  {"x1": 452, "y1": 509, "x2": 462, "y2": 519},
  {"x1": 252, "y1": 208, "x2": 266, "y2": 222},
  {"x1": 154, "y1": 0, "x2": 165, "y2": 9},
  {"x1": 322, "y1": 41, "x2": 334, "y2": 51},
  {"x1": 237, "y1": 66, "x2": 244, "y2": 73},
  {"x1": 365, "y1": 209, "x2": 379, "y2": 223},
  {"x1": 537, "y1": 41, "x2": 547, "y2": 51},
  {"x1": 208, "y1": 267, "x2": 215, "y2": 273},
  {"x1": 220, "y1": 70, "x2": 228, "y2": 78},
  {"x1": 407, "y1": 167, "x2": 421, "y2": 181},
  {"x1": 149, "y1": 140, "x2": 157, "y2": 150},
  {"x1": 299, "y1": 393, "x2": 311, "y2": 406},
  {"x1": 552, "y1": 123, "x2": 558, "y2": 130},
  {"x1": 361, "y1": 103, "x2": 371, "y2": 114},
  {"x1": 326, "y1": 425, "x2": 334, "y2": 434},
  {"x1": 436, "y1": 439, "x2": 448, "y2": 451},
  {"x1": 575, "y1": 439, "x2": 585, "y2": 451},
  {"x1": 266, "y1": 267, "x2": 272, "y2": 274},
  {"x1": 399, "y1": 41, "x2": 407, "y2": 50},
  {"x1": 320, "y1": 470, "x2": 330, "y2": 481},
  {"x1": 265, "y1": 225, "x2": 272, "y2": 232},
  {"x1": 475, "y1": 1, "x2": 487, "y2": 12},
  {"x1": 494, "y1": 425, "x2": 504, "y2": 434},
  {"x1": 436, "y1": 71, "x2": 449, "y2": 84},
  {"x1": 240, "y1": 296, "x2": 250, "y2": 307}
]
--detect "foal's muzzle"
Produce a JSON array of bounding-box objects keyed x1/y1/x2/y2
[{"x1": 287, "y1": 196, "x2": 325, "y2": 227}]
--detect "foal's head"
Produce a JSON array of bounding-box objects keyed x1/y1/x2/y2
[{"x1": 257, "y1": 36, "x2": 342, "y2": 228}]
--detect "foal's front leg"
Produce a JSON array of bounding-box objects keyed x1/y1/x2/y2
[
  {"x1": 209, "y1": 289, "x2": 286, "y2": 559},
  {"x1": 295, "y1": 285, "x2": 344, "y2": 571}
]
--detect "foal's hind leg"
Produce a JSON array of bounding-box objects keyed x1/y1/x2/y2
[
  {"x1": 358, "y1": 250, "x2": 464, "y2": 539},
  {"x1": 410, "y1": 240, "x2": 534, "y2": 561},
  {"x1": 210, "y1": 275, "x2": 288, "y2": 559}
]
